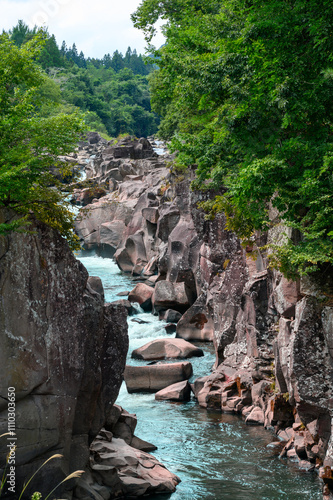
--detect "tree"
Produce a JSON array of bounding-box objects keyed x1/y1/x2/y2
[
  {"x1": 133, "y1": 0, "x2": 333, "y2": 278},
  {"x1": 0, "y1": 32, "x2": 85, "y2": 247}
]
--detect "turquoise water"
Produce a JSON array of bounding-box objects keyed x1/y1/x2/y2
[{"x1": 77, "y1": 254, "x2": 322, "y2": 499}]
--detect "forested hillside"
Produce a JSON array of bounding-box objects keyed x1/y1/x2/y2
[
  {"x1": 7, "y1": 20, "x2": 158, "y2": 138},
  {"x1": 133, "y1": 0, "x2": 333, "y2": 279}
]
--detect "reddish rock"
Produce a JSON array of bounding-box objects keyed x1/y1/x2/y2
[
  {"x1": 157, "y1": 206, "x2": 180, "y2": 242},
  {"x1": 110, "y1": 299, "x2": 134, "y2": 315},
  {"x1": 85, "y1": 433, "x2": 180, "y2": 498},
  {"x1": 160, "y1": 309, "x2": 182, "y2": 323},
  {"x1": 124, "y1": 362, "x2": 193, "y2": 393},
  {"x1": 273, "y1": 275, "x2": 300, "y2": 318},
  {"x1": 155, "y1": 381, "x2": 191, "y2": 402},
  {"x1": 131, "y1": 338, "x2": 204, "y2": 361},
  {"x1": 128, "y1": 283, "x2": 154, "y2": 311},
  {"x1": 100, "y1": 220, "x2": 126, "y2": 255}
]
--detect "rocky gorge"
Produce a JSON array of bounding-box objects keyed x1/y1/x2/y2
[
  {"x1": 74, "y1": 133, "x2": 333, "y2": 498},
  {"x1": 0, "y1": 131, "x2": 332, "y2": 499}
]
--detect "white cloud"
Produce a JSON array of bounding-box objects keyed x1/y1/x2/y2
[{"x1": 0, "y1": 0, "x2": 165, "y2": 57}]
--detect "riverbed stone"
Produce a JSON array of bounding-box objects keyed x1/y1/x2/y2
[
  {"x1": 160, "y1": 309, "x2": 182, "y2": 323},
  {"x1": 176, "y1": 295, "x2": 214, "y2": 341},
  {"x1": 84, "y1": 435, "x2": 180, "y2": 498},
  {"x1": 124, "y1": 362, "x2": 193, "y2": 393},
  {"x1": 245, "y1": 406, "x2": 265, "y2": 425},
  {"x1": 128, "y1": 283, "x2": 154, "y2": 311},
  {"x1": 131, "y1": 338, "x2": 204, "y2": 361},
  {"x1": 155, "y1": 381, "x2": 191, "y2": 401}
]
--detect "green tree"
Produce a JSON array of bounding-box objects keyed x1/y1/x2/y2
[
  {"x1": 133, "y1": 0, "x2": 333, "y2": 278},
  {"x1": 0, "y1": 32, "x2": 85, "y2": 247}
]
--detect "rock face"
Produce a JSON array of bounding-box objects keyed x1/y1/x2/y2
[{"x1": 0, "y1": 210, "x2": 129, "y2": 498}]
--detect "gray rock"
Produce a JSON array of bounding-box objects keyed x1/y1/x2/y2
[
  {"x1": 124, "y1": 362, "x2": 193, "y2": 393},
  {"x1": 0, "y1": 210, "x2": 128, "y2": 498}
]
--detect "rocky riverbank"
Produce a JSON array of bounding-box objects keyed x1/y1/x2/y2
[{"x1": 75, "y1": 133, "x2": 333, "y2": 499}]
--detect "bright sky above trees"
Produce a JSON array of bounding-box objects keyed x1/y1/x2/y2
[{"x1": 0, "y1": 0, "x2": 164, "y2": 57}]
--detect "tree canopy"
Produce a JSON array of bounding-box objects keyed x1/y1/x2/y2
[
  {"x1": 0, "y1": 32, "x2": 85, "y2": 246},
  {"x1": 133, "y1": 0, "x2": 333, "y2": 278},
  {"x1": 7, "y1": 21, "x2": 159, "y2": 138}
]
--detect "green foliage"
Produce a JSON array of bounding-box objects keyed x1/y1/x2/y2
[
  {"x1": 7, "y1": 20, "x2": 158, "y2": 138},
  {"x1": 0, "y1": 32, "x2": 85, "y2": 247},
  {"x1": 133, "y1": 0, "x2": 333, "y2": 278}
]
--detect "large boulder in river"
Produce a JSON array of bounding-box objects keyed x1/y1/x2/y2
[
  {"x1": 0, "y1": 209, "x2": 129, "y2": 498},
  {"x1": 81, "y1": 434, "x2": 180, "y2": 498},
  {"x1": 131, "y1": 338, "x2": 204, "y2": 360},
  {"x1": 155, "y1": 381, "x2": 192, "y2": 402},
  {"x1": 128, "y1": 283, "x2": 154, "y2": 311},
  {"x1": 124, "y1": 362, "x2": 193, "y2": 393}
]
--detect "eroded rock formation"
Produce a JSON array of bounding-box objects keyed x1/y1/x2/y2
[
  {"x1": 0, "y1": 209, "x2": 129, "y2": 499},
  {"x1": 73, "y1": 136, "x2": 333, "y2": 496}
]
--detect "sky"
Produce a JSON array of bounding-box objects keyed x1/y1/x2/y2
[{"x1": 0, "y1": 0, "x2": 165, "y2": 58}]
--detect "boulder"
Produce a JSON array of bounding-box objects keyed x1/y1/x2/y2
[
  {"x1": 124, "y1": 362, "x2": 193, "y2": 393},
  {"x1": 245, "y1": 406, "x2": 265, "y2": 425},
  {"x1": 157, "y1": 206, "x2": 180, "y2": 242},
  {"x1": 85, "y1": 435, "x2": 180, "y2": 498},
  {"x1": 273, "y1": 275, "x2": 300, "y2": 318},
  {"x1": 155, "y1": 381, "x2": 192, "y2": 401},
  {"x1": 131, "y1": 338, "x2": 204, "y2": 361},
  {"x1": 160, "y1": 309, "x2": 182, "y2": 323},
  {"x1": 165, "y1": 323, "x2": 177, "y2": 334},
  {"x1": 142, "y1": 207, "x2": 159, "y2": 224},
  {"x1": 128, "y1": 283, "x2": 154, "y2": 311},
  {"x1": 109, "y1": 299, "x2": 134, "y2": 315},
  {"x1": 153, "y1": 281, "x2": 192, "y2": 313}
]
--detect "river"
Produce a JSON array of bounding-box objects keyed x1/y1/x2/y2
[{"x1": 77, "y1": 254, "x2": 322, "y2": 500}]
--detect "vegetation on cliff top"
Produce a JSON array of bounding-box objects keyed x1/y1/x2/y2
[
  {"x1": 133, "y1": 0, "x2": 333, "y2": 278},
  {"x1": 0, "y1": 22, "x2": 158, "y2": 244},
  {"x1": 7, "y1": 20, "x2": 158, "y2": 138},
  {"x1": 0, "y1": 31, "x2": 84, "y2": 247}
]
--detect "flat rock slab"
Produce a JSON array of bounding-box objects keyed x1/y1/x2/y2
[
  {"x1": 131, "y1": 338, "x2": 204, "y2": 361},
  {"x1": 155, "y1": 381, "x2": 191, "y2": 401},
  {"x1": 124, "y1": 362, "x2": 193, "y2": 393}
]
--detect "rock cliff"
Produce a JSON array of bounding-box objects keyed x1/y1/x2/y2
[
  {"x1": 0, "y1": 209, "x2": 129, "y2": 498},
  {"x1": 74, "y1": 135, "x2": 333, "y2": 496}
]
